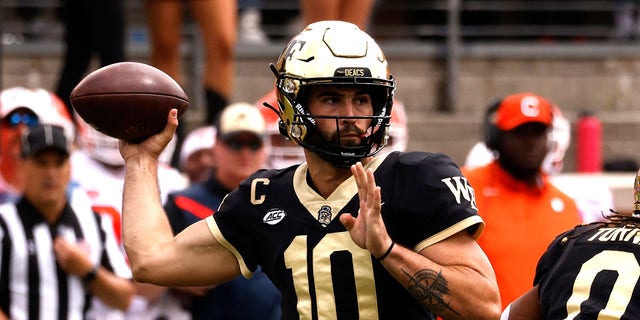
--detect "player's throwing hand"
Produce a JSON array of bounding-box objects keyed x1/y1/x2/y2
[{"x1": 119, "y1": 108, "x2": 179, "y2": 163}]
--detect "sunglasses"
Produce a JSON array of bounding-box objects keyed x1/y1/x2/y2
[
  {"x1": 4, "y1": 112, "x2": 39, "y2": 128},
  {"x1": 224, "y1": 140, "x2": 263, "y2": 151}
]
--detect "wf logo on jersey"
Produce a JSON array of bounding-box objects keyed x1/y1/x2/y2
[
  {"x1": 263, "y1": 208, "x2": 286, "y2": 225},
  {"x1": 317, "y1": 205, "x2": 332, "y2": 227},
  {"x1": 441, "y1": 176, "x2": 477, "y2": 210}
]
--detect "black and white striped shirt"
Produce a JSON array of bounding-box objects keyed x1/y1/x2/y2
[{"x1": 0, "y1": 187, "x2": 131, "y2": 320}]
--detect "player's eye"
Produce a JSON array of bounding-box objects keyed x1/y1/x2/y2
[
  {"x1": 321, "y1": 96, "x2": 339, "y2": 105},
  {"x1": 354, "y1": 96, "x2": 371, "y2": 105}
]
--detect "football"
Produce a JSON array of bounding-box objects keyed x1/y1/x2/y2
[{"x1": 70, "y1": 61, "x2": 189, "y2": 143}]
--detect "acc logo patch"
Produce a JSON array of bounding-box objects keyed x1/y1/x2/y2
[{"x1": 263, "y1": 208, "x2": 286, "y2": 225}]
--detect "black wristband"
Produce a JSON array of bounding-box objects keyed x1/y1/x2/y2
[
  {"x1": 376, "y1": 241, "x2": 395, "y2": 261},
  {"x1": 82, "y1": 266, "x2": 98, "y2": 285}
]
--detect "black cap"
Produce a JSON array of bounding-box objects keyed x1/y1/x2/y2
[{"x1": 21, "y1": 124, "x2": 70, "y2": 158}]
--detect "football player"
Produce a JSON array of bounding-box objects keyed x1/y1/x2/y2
[
  {"x1": 178, "y1": 125, "x2": 216, "y2": 184},
  {"x1": 120, "y1": 20, "x2": 501, "y2": 319},
  {"x1": 502, "y1": 170, "x2": 640, "y2": 319}
]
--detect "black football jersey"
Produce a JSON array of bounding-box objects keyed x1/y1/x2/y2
[
  {"x1": 534, "y1": 222, "x2": 640, "y2": 319},
  {"x1": 209, "y1": 151, "x2": 483, "y2": 319}
]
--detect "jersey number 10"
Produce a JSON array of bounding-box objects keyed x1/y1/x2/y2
[{"x1": 284, "y1": 232, "x2": 381, "y2": 319}]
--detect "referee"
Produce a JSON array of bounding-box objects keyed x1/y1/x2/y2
[{"x1": 0, "y1": 124, "x2": 135, "y2": 320}]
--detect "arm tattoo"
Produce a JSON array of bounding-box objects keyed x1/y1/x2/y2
[{"x1": 402, "y1": 268, "x2": 460, "y2": 315}]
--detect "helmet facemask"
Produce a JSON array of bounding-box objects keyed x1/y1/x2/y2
[{"x1": 271, "y1": 20, "x2": 396, "y2": 167}]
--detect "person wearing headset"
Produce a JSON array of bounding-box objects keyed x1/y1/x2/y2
[
  {"x1": 464, "y1": 97, "x2": 614, "y2": 224},
  {"x1": 462, "y1": 92, "x2": 581, "y2": 309}
]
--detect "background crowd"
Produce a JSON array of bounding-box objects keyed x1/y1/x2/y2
[{"x1": 1, "y1": 1, "x2": 640, "y2": 319}]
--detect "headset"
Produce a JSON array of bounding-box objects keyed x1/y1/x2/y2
[{"x1": 483, "y1": 98, "x2": 503, "y2": 151}]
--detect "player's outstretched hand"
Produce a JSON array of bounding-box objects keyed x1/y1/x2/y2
[
  {"x1": 340, "y1": 162, "x2": 393, "y2": 260},
  {"x1": 119, "y1": 109, "x2": 179, "y2": 163}
]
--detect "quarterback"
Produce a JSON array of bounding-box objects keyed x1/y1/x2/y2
[{"x1": 120, "y1": 21, "x2": 500, "y2": 319}]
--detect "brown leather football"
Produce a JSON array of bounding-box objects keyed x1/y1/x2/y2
[{"x1": 70, "y1": 62, "x2": 189, "y2": 143}]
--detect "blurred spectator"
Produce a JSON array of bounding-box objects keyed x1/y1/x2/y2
[
  {"x1": 179, "y1": 125, "x2": 216, "y2": 184},
  {"x1": 463, "y1": 92, "x2": 582, "y2": 308},
  {"x1": 0, "y1": 87, "x2": 75, "y2": 203},
  {"x1": 238, "y1": 0, "x2": 268, "y2": 44},
  {"x1": 159, "y1": 132, "x2": 180, "y2": 167},
  {"x1": 146, "y1": 0, "x2": 236, "y2": 124},
  {"x1": 12, "y1": 4, "x2": 46, "y2": 41},
  {"x1": 0, "y1": 124, "x2": 135, "y2": 320},
  {"x1": 300, "y1": 0, "x2": 376, "y2": 31},
  {"x1": 465, "y1": 99, "x2": 614, "y2": 223},
  {"x1": 71, "y1": 116, "x2": 189, "y2": 319},
  {"x1": 55, "y1": 0, "x2": 125, "y2": 119},
  {"x1": 146, "y1": 0, "x2": 236, "y2": 169},
  {"x1": 612, "y1": 0, "x2": 640, "y2": 40},
  {"x1": 255, "y1": 89, "x2": 306, "y2": 169},
  {"x1": 164, "y1": 103, "x2": 280, "y2": 320}
]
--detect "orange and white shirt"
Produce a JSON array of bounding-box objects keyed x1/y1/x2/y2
[{"x1": 463, "y1": 161, "x2": 581, "y2": 308}]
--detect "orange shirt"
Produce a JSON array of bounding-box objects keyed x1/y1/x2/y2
[{"x1": 463, "y1": 161, "x2": 581, "y2": 309}]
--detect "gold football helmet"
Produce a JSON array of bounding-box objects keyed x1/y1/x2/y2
[{"x1": 268, "y1": 20, "x2": 395, "y2": 167}]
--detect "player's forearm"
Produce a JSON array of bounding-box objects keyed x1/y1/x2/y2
[
  {"x1": 502, "y1": 286, "x2": 542, "y2": 320},
  {"x1": 381, "y1": 242, "x2": 501, "y2": 320},
  {"x1": 122, "y1": 155, "x2": 175, "y2": 276},
  {"x1": 436, "y1": 263, "x2": 501, "y2": 320}
]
